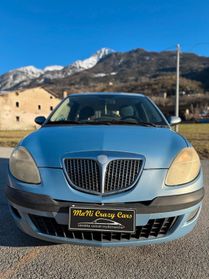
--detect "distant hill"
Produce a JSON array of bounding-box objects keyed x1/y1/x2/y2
[
  {"x1": 0, "y1": 48, "x2": 114, "y2": 92},
  {"x1": 38, "y1": 48, "x2": 209, "y2": 98},
  {"x1": 1, "y1": 48, "x2": 209, "y2": 98}
]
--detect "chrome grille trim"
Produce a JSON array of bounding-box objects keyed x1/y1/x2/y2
[{"x1": 63, "y1": 151, "x2": 145, "y2": 195}]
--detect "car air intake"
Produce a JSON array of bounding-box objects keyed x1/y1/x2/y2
[
  {"x1": 29, "y1": 215, "x2": 178, "y2": 242},
  {"x1": 64, "y1": 158, "x2": 143, "y2": 195}
]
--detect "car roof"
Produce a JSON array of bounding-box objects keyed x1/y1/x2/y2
[{"x1": 69, "y1": 92, "x2": 145, "y2": 98}]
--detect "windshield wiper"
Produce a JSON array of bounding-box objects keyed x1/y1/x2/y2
[
  {"x1": 46, "y1": 120, "x2": 82, "y2": 125},
  {"x1": 136, "y1": 121, "x2": 157, "y2": 127},
  {"x1": 93, "y1": 120, "x2": 158, "y2": 126},
  {"x1": 46, "y1": 120, "x2": 159, "y2": 127}
]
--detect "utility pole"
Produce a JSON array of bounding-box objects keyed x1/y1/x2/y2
[{"x1": 175, "y1": 44, "x2": 180, "y2": 132}]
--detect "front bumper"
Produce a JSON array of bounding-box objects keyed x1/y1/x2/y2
[{"x1": 6, "y1": 186, "x2": 204, "y2": 246}]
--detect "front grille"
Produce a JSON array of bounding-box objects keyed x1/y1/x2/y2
[
  {"x1": 104, "y1": 159, "x2": 141, "y2": 193},
  {"x1": 65, "y1": 159, "x2": 100, "y2": 193},
  {"x1": 29, "y1": 215, "x2": 177, "y2": 242},
  {"x1": 64, "y1": 158, "x2": 143, "y2": 195}
]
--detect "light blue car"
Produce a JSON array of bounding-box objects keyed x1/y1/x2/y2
[{"x1": 6, "y1": 92, "x2": 204, "y2": 246}]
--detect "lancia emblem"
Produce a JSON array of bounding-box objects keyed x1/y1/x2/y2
[{"x1": 97, "y1": 155, "x2": 108, "y2": 164}]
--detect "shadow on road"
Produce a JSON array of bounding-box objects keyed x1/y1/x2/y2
[
  {"x1": 0, "y1": 158, "x2": 49, "y2": 247},
  {"x1": 0, "y1": 158, "x2": 9, "y2": 189}
]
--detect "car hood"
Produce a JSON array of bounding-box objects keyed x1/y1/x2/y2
[{"x1": 22, "y1": 125, "x2": 188, "y2": 169}]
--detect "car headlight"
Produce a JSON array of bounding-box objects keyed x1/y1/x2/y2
[
  {"x1": 165, "y1": 147, "x2": 200, "y2": 186},
  {"x1": 9, "y1": 146, "x2": 41, "y2": 184}
]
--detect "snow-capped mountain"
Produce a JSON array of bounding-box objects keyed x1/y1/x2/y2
[
  {"x1": 0, "y1": 66, "x2": 43, "y2": 91},
  {"x1": 14, "y1": 66, "x2": 43, "y2": 77},
  {"x1": 43, "y1": 65, "x2": 64, "y2": 72},
  {"x1": 66, "y1": 48, "x2": 113, "y2": 71},
  {"x1": 0, "y1": 48, "x2": 114, "y2": 91}
]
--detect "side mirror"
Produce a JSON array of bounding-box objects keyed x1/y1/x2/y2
[
  {"x1": 167, "y1": 116, "x2": 181, "y2": 126},
  {"x1": 35, "y1": 116, "x2": 46, "y2": 125}
]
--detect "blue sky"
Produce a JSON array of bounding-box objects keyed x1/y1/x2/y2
[{"x1": 1, "y1": 0, "x2": 209, "y2": 74}]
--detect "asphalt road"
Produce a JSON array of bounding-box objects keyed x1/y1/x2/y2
[{"x1": 0, "y1": 147, "x2": 208, "y2": 279}]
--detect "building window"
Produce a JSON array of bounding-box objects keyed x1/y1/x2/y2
[
  {"x1": 38, "y1": 105, "x2": 41, "y2": 110},
  {"x1": 16, "y1": 116, "x2": 20, "y2": 122},
  {"x1": 16, "y1": 102, "x2": 19, "y2": 108},
  {"x1": 16, "y1": 92, "x2": 19, "y2": 96},
  {"x1": 50, "y1": 106, "x2": 53, "y2": 111}
]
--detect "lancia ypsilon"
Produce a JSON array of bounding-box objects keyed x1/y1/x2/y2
[{"x1": 6, "y1": 93, "x2": 204, "y2": 246}]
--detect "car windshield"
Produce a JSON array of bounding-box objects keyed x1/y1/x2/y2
[{"x1": 47, "y1": 94, "x2": 168, "y2": 126}]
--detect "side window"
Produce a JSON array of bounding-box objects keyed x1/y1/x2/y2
[
  {"x1": 143, "y1": 100, "x2": 163, "y2": 123},
  {"x1": 50, "y1": 99, "x2": 71, "y2": 121}
]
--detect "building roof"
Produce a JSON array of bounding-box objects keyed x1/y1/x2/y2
[
  {"x1": 0, "y1": 91, "x2": 10, "y2": 96},
  {"x1": 0, "y1": 87, "x2": 58, "y2": 98}
]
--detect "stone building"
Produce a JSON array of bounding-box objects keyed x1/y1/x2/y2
[{"x1": 0, "y1": 87, "x2": 61, "y2": 130}]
